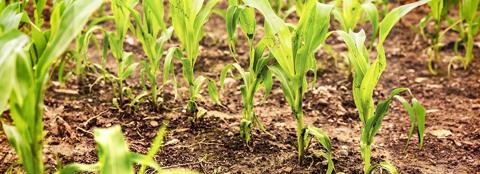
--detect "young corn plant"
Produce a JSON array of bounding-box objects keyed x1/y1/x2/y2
[
  {"x1": 456, "y1": 0, "x2": 480, "y2": 69},
  {"x1": 244, "y1": 0, "x2": 335, "y2": 171},
  {"x1": 337, "y1": 0, "x2": 429, "y2": 173},
  {"x1": 58, "y1": 123, "x2": 199, "y2": 174},
  {"x1": 226, "y1": 0, "x2": 273, "y2": 143},
  {"x1": 0, "y1": 1, "x2": 101, "y2": 173},
  {"x1": 418, "y1": 0, "x2": 458, "y2": 74},
  {"x1": 166, "y1": 0, "x2": 220, "y2": 119},
  {"x1": 424, "y1": 0, "x2": 443, "y2": 74},
  {"x1": 70, "y1": 16, "x2": 113, "y2": 85},
  {"x1": 93, "y1": 0, "x2": 139, "y2": 108},
  {"x1": 128, "y1": 0, "x2": 173, "y2": 110}
]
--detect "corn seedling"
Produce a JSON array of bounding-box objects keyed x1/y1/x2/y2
[
  {"x1": 58, "y1": 122, "x2": 198, "y2": 174},
  {"x1": 337, "y1": 0, "x2": 429, "y2": 173},
  {"x1": 226, "y1": 0, "x2": 273, "y2": 143},
  {"x1": 244, "y1": 0, "x2": 335, "y2": 170},
  {"x1": 128, "y1": 0, "x2": 173, "y2": 110},
  {"x1": 0, "y1": 1, "x2": 101, "y2": 173},
  {"x1": 424, "y1": 0, "x2": 444, "y2": 74},
  {"x1": 454, "y1": 0, "x2": 480, "y2": 69},
  {"x1": 93, "y1": 0, "x2": 139, "y2": 108},
  {"x1": 166, "y1": 0, "x2": 220, "y2": 118},
  {"x1": 70, "y1": 16, "x2": 114, "y2": 85},
  {"x1": 418, "y1": 0, "x2": 458, "y2": 74}
]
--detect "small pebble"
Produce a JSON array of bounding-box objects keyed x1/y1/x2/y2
[
  {"x1": 318, "y1": 99, "x2": 328, "y2": 105},
  {"x1": 150, "y1": 121, "x2": 159, "y2": 127},
  {"x1": 339, "y1": 149, "x2": 349, "y2": 156},
  {"x1": 455, "y1": 141, "x2": 462, "y2": 146},
  {"x1": 165, "y1": 139, "x2": 180, "y2": 146},
  {"x1": 283, "y1": 167, "x2": 293, "y2": 173},
  {"x1": 472, "y1": 104, "x2": 480, "y2": 109}
]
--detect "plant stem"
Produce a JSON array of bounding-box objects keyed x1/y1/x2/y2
[
  {"x1": 240, "y1": 37, "x2": 257, "y2": 143},
  {"x1": 433, "y1": 20, "x2": 441, "y2": 64},
  {"x1": 464, "y1": 32, "x2": 474, "y2": 68},
  {"x1": 187, "y1": 83, "x2": 197, "y2": 115},
  {"x1": 240, "y1": 106, "x2": 253, "y2": 142},
  {"x1": 361, "y1": 141, "x2": 372, "y2": 173},
  {"x1": 295, "y1": 110, "x2": 305, "y2": 163},
  {"x1": 152, "y1": 81, "x2": 158, "y2": 110},
  {"x1": 118, "y1": 79, "x2": 124, "y2": 105},
  {"x1": 427, "y1": 18, "x2": 442, "y2": 75},
  {"x1": 32, "y1": 80, "x2": 46, "y2": 174}
]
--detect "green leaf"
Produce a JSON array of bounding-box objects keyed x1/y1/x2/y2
[
  {"x1": 269, "y1": 65, "x2": 294, "y2": 107},
  {"x1": 3, "y1": 124, "x2": 38, "y2": 174},
  {"x1": 220, "y1": 64, "x2": 233, "y2": 91},
  {"x1": 36, "y1": 0, "x2": 103, "y2": 79},
  {"x1": 306, "y1": 125, "x2": 332, "y2": 152},
  {"x1": 238, "y1": 7, "x2": 256, "y2": 37},
  {"x1": 0, "y1": 2, "x2": 23, "y2": 34},
  {"x1": 428, "y1": 0, "x2": 443, "y2": 21},
  {"x1": 226, "y1": 5, "x2": 240, "y2": 54},
  {"x1": 262, "y1": 70, "x2": 273, "y2": 101},
  {"x1": 244, "y1": 0, "x2": 295, "y2": 76},
  {"x1": 94, "y1": 126, "x2": 135, "y2": 174},
  {"x1": 207, "y1": 79, "x2": 221, "y2": 105},
  {"x1": 120, "y1": 54, "x2": 139, "y2": 79},
  {"x1": 193, "y1": 76, "x2": 207, "y2": 99},
  {"x1": 139, "y1": 121, "x2": 169, "y2": 173},
  {"x1": 144, "y1": 0, "x2": 166, "y2": 31},
  {"x1": 413, "y1": 98, "x2": 426, "y2": 148},
  {"x1": 163, "y1": 47, "x2": 182, "y2": 84},
  {"x1": 366, "y1": 161, "x2": 398, "y2": 174},
  {"x1": 0, "y1": 30, "x2": 28, "y2": 112},
  {"x1": 366, "y1": 88, "x2": 407, "y2": 143},
  {"x1": 394, "y1": 95, "x2": 416, "y2": 149},
  {"x1": 378, "y1": 0, "x2": 430, "y2": 45},
  {"x1": 361, "y1": 2, "x2": 379, "y2": 48},
  {"x1": 306, "y1": 125, "x2": 334, "y2": 174}
]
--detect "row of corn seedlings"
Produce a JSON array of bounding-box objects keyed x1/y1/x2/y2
[
  {"x1": 336, "y1": 0, "x2": 429, "y2": 171},
  {"x1": 241, "y1": 0, "x2": 335, "y2": 170},
  {"x1": 66, "y1": 0, "x2": 222, "y2": 116},
  {"x1": 226, "y1": 0, "x2": 273, "y2": 144},
  {"x1": 164, "y1": 0, "x2": 221, "y2": 121},
  {"x1": 0, "y1": 0, "x2": 197, "y2": 173},
  {"x1": 1, "y1": 0, "x2": 436, "y2": 173},
  {"x1": 226, "y1": 0, "x2": 430, "y2": 173}
]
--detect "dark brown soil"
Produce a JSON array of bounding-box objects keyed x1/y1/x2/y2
[{"x1": 1, "y1": 2, "x2": 479, "y2": 174}]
